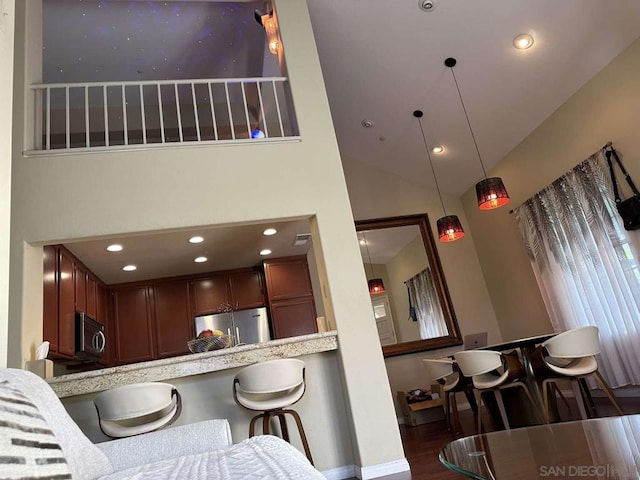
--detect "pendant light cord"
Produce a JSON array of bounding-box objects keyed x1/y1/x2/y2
[
  {"x1": 448, "y1": 65, "x2": 488, "y2": 179},
  {"x1": 416, "y1": 116, "x2": 447, "y2": 215},
  {"x1": 361, "y1": 231, "x2": 375, "y2": 279}
]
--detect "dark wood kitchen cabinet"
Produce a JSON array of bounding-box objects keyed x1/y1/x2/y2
[
  {"x1": 42, "y1": 245, "x2": 61, "y2": 356},
  {"x1": 57, "y1": 247, "x2": 76, "y2": 357},
  {"x1": 152, "y1": 279, "x2": 192, "y2": 358},
  {"x1": 96, "y1": 282, "x2": 112, "y2": 366},
  {"x1": 190, "y1": 274, "x2": 229, "y2": 315},
  {"x1": 74, "y1": 264, "x2": 87, "y2": 314},
  {"x1": 191, "y1": 268, "x2": 265, "y2": 315},
  {"x1": 264, "y1": 256, "x2": 317, "y2": 339},
  {"x1": 112, "y1": 286, "x2": 155, "y2": 364}
]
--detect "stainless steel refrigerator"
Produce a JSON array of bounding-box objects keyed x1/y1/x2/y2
[{"x1": 194, "y1": 307, "x2": 271, "y2": 346}]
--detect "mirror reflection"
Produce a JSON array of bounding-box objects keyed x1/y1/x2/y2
[{"x1": 355, "y1": 214, "x2": 462, "y2": 357}]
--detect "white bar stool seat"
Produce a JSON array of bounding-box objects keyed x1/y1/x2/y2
[
  {"x1": 94, "y1": 382, "x2": 181, "y2": 438},
  {"x1": 233, "y1": 358, "x2": 313, "y2": 464}
]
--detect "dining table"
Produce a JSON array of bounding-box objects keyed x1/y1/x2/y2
[{"x1": 440, "y1": 413, "x2": 638, "y2": 479}]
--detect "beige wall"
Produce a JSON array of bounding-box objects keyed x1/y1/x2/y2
[
  {"x1": 342, "y1": 157, "x2": 502, "y2": 405},
  {"x1": 0, "y1": 1, "x2": 15, "y2": 367},
  {"x1": 8, "y1": 0, "x2": 404, "y2": 473},
  {"x1": 463, "y1": 37, "x2": 640, "y2": 341}
]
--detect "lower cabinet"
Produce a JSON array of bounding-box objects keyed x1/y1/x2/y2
[
  {"x1": 269, "y1": 297, "x2": 318, "y2": 339},
  {"x1": 112, "y1": 286, "x2": 155, "y2": 364}
]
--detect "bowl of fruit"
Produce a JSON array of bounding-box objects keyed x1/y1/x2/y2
[{"x1": 187, "y1": 329, "x2": 233, "y2": 353}]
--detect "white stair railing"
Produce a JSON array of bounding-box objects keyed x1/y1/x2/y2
[{"x1": 29, "y1": 77, "x2": 298, "y2": 153}]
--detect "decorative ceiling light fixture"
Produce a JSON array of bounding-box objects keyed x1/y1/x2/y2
[
  {"x1": 361, "y1": 231, "x2": 385, "y2": 294},
  {"x1": 414, "y1": 110, "x2": 464, "y2": 243},
  {"x1": 445, "y1": 57, "x2": 510, "y2": 210},
  {"x1": 513, "y1": 33, "x2": 534, "y2": 50},
  {"x1": 254, "y1": 9, "x2": 280, "y2": 55}
]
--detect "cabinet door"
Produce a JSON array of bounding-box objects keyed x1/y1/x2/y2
[
  {"x1": 228, "y1": 269, "x2": 265, "y2": 310},
  {"x1": 191, "y1": 275, "x2": 229, "y2": 315},
  {"x1": 270, "y1": 297, "x2": 317, "y2": 339},
  {"x1": 85, "y1": 275, "x2": 98, "y2": 318},
  {"x1": 58, "y1": 248, "x2": 76, "y2": 357},
  {"x1": 43, "y1": 245, "x2": 59, "y2": 356},
  {"x1": 113, "y1": 286, "x2": 154, "y2": 364},
  {"x1": 74, "y1": 264, "x2": 87, "y2": 313},
  {"x1": 264, "y1": 257, "x2": 313, "y2": 301},
  {"x1": 153, "y1": 279, "x2": 192, "y2": 358}
]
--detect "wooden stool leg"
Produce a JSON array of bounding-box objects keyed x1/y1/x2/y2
[
  {"x1": 542, "y1": 380, "x2": 550, "y2": 424},
  {"x1": 444, "y1": 390, "x2": 451, "y2": 430},
  {"x1": 475, "y1": 390, "x2": 483, "y2": 434},
  {"x1": 593, "y1": 371, "x2": 624, "y2": 416},
  {"x1": 262, "y1": 412, "x2": 271, "y2": 435},
  {"x1": 283, "y1": 409, "x2": 314, "y2": 465},
  {"x1": 571, "y1": 379, "x2": 588, "y2": 420},
  {"x1": 275, "y1": 411, "x2": 290, "y2": 442},
  {"x1": 578, "y1": 378, "x2": 596, "y2": 416}
]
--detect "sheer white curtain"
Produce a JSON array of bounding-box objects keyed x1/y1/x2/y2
[
  {"x1": 514, "y1": 149, "x2": 640, "y2": 387},
  {"x1": 406, "y1": 268, "x2": 448, "y2": 339}
]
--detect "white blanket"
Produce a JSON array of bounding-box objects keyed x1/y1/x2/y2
[{"x1": 98, "y1": 435, "x2": 325, "y2": 480}]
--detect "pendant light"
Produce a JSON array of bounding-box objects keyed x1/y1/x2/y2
[
  {"x1": 413, "y1": 110, "x2": 465, "y2": 242},
  {"x1": 360, "y1": 231, "x2": 386, "y2": 294},
  {"x1": 445, "y1": 57, "x2": 510, "y2": 210}
]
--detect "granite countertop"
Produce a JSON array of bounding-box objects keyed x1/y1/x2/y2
[{"x1": 47, "y1": 331, "x2": 338, "y2": 398}]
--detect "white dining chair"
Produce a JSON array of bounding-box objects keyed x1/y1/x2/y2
[
  {"x1": 93, "y1": 382, "x2": 182, "y2": 438},
  {"x1": 422, "y1": 358, "x2": 467, "y2": 435},
  {"x1": 233, "y1": 358, "x2": 313, "y2": 464},
  {"x1": 454, "y1": 350, "x2": 543, "y2": 432},
  {"x1": 537, "y1": 326, "x2": 623, "y2": 422}
]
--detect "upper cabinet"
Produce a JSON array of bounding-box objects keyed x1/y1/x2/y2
[
  {"x1": 191, "y1": 267, "x2": 265, "y2": 315},
  {"x1": 264, "y1": 256, "x2": 317, "y2": 339},
  {"x1": 152, "y1": 278, "x2": 193, "y2": 358}
]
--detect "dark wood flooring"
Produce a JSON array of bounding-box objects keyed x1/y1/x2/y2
[{"x1": 349, "y1": 395, "x2": 640, "y2": 480}]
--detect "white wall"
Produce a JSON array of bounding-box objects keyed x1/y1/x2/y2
[
  {"x1": 0, "y1": 1, "x2": 15, "y2": 367},
  {"x1": 462, "y1": 37, "x2": 640, "y2": 342},
  {"x1": 9, "y1": 0, "x2": 405, "y2": 473}
]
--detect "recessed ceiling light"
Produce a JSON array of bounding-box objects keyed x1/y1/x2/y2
[
  {"x1": 513, "y1": 33, "x2": 534, "y2": 50},
  {"x1": 122, "y1": 265, "x2": 137, "y2": 272},
  {"x1": 260, "y1": 249, "x2": 272, "y2": 256},
  {"x1": 194, "y1": 256, "x2": 208, "y2": 263},
  {"x1": 432, "y1": 145, "x2": 444, "y2": 154},
  {"x1": 189, "y1": 236, "x2": 204, "y2": 244},
  {"x1": 106, "y1": 244, "x2": 123, "y2": 252},
  {"x1": 359, "y1": 239, "x2": 366, "y2": 245},
  {"x1": 263, "y1": 228, "x2": 277, "y2": 236}
]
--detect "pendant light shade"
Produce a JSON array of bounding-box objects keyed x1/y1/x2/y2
[
  {"x1": 368, "y1": 278, "x2": 386, "y2": 295},
  {"x1": 437, "y1": 215, "x2": 465, "y2": 242},
  {"x1": 445, "y1": 57, "x2": 510, "y2": 210},
  {"x1": 414, "y1": 110, "x2": 465, "y2": 243},
  {"x1": 476, "y1": 177, "x2": 510, "y2": 210}
]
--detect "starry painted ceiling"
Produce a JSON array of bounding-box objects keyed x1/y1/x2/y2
[{"x1": 43, "y1": 0, "x2": 273, "y2": 83}]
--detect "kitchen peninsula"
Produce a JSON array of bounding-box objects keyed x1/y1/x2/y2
[{"x1": 47, "y1": 331, "x2": 338, "y2": 398}]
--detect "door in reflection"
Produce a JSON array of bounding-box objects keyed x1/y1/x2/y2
[{"x1": 372, "y1": 294, "x2": 397, "y2": 346}]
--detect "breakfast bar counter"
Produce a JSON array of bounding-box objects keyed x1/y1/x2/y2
[{"x1": 47, "y1": 331, "x2": 338, "y2": 398}]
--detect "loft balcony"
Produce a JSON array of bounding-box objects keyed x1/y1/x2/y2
[
  {"x1": 26, "y1": 0, "x2": 299, "y2": 155},
  {"x1": 28, "y1": 76, "x2": 299, "y2": 154}
]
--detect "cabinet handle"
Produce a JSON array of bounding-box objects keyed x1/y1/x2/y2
[{"x1": 94, "y1": 331, "x2": 106, "y2": 353}]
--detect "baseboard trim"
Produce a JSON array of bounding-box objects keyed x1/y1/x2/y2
[
  {"x1": 321, "y1": 464, "x2": 356, "y2": 480},
  {"x1": 357, "y1": 458, "x2": 411, "y2": 479}
]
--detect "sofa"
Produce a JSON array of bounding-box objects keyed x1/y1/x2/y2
[{"x1": 0, "y1": 368, "x2": 326, "y2": 479}]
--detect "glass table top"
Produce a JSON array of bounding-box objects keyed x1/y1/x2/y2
[{"x1": 440, "y1": 415, "x2": 640, "y2": 479}]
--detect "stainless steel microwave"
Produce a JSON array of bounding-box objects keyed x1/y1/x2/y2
[{"x1": 75, "y1": 312, "x2": 105, "y2": 361}]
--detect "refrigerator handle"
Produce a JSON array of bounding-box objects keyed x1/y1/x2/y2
[{"x1": 235, "y1": 326, "x2": 241, "y2": 345}]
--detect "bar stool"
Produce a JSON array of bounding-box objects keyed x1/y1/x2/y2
[
  {"x1": 454, "y1": 350, "x2": 543, "y2": 433},
  {"x1": 94, "y1": 382, "x2": 182, "y2": 438},
  {"x1": 233, "y1": 358, "x2": 313, "y2": 464},
  {"x1": 533, "y1": 326, "x2": 623, "y2": 423}
]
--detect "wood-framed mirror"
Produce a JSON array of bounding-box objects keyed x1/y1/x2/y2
[{"x1": 355, "y1": 213, "x2": 462, "y2": 357}]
